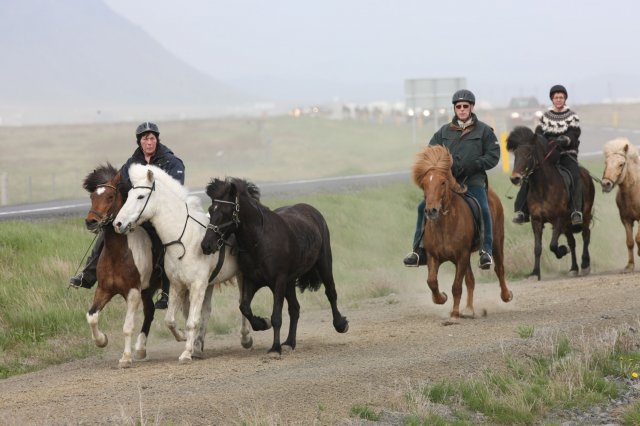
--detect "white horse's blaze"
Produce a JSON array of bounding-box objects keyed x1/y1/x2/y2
[
  {"x1": 115, "y1": 164, "x2": 253, "y2": 362},
  {"x1": 96, "y1": 187, "x2": 106, "y2": 195}
]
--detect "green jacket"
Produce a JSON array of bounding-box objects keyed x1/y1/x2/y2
[{"x1": 428, "y1": 113, "x2": 500, "y2": 187}]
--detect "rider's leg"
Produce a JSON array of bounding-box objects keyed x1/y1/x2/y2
[
  {"x1": 69, "y1": 231, "x2": 104, "y2": 289},
  {"x1": 142, "y1": 222, "x2": 170, "y2": 309},
  {"x1": 403, "y1": 199, "x2": 427, "y2": 267},
  {"x1": 467, "y1": 185, "x2": 494, "y2": 270},
  {"x1": 513, "y1": 182, "x2": 530, "y2": 224},
  {"x1": 563, "y1": 156, "x2": 583, "y2": 225}
]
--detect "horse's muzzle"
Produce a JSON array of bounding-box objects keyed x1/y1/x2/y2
[
  {"x1": 113, "y1": 221, "x2": 132, "y2": 234},
  {"x1": 425, "y1": 207, "x2": 440, "y2": 220},
  {"x1": 85, "y1": 219, "x2": 100, "y2": 234},
  {"x1": 601, "y1": 179, "x2": 615, "y2": 193}
]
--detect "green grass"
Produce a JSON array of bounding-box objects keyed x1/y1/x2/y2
[
  {"x1": 397, "y1": 328, "x2": 640, "y2": 425},
  {"x1": 350, "y1": 403, "x2": 380, "y2": 421}
]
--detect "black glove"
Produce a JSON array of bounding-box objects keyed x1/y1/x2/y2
[
  {"x1": 451, "y1": 162, "x2": 463, "y2": 178},
  {"x1": 461, "y1": 159, "x2": 482, "y2": 176},
  {"x1": 555, "y1": 135, "x2": 571, "y2": 148}
]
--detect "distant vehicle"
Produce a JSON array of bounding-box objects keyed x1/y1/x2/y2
[{"x1": 507, "y1": 96, "x2": 544, "y2": 129}]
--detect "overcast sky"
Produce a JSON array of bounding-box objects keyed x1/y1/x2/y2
[{"x1": 104, "y1": 0, "x2": 638, "y2": 106}]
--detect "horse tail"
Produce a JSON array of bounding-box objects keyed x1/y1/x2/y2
[{"x1": 297, "y1": 268, "x2": 323, "y2": 292}]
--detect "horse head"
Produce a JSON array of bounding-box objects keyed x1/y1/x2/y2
[
  {"x1": 83, "y1": 163, "x2": 123, "y2": 233},
  {"x1": 602, "y1": 138, "x2": 634, "y2": 193},
  {"x1": 113, "y1": 164, "x2": 160, "y2": 234},
  {"x1": 412, "y1": 145, "x2": 464, "y2": 220},
  {"x1": 201, "y1": 178, "x2": 261, "y2": 255},
  {"x1": 507, "y1": 126, "x2": 541, "y2": 186}
]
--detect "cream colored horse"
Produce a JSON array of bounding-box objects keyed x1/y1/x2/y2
[{"x1": 601, "y1": 138, "x2": 640, "y2": 272}]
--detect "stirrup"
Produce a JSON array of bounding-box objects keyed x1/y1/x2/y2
[
  {"x1": 69, "y1": 272, "x2": 84, "y2": 289},
  {"x1": 479, "y1": 251, "x2": 494, "y2": 270},
  {"x1": 403, "y1": 251, "x2": 420, "y2": 267},
  {"x1": 571, "y1": 211, "x2": 583, "y2": 225}
]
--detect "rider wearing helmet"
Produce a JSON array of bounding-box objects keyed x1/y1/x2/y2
[
  {"x1": 403, "y1": 89, "x2": 500, "y2": 270},
  {"x1": 513, "y1": 84, "x2": 583, "y2": 226},
  {"x1": 69, "y1": 122, "x2": 185, "y2": 310}
]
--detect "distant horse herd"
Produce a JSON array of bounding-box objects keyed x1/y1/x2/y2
[{"x1": 78, "y1": 127, "x2": 640, "y2": 367}]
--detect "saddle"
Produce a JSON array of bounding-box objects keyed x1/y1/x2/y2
[{"x1": 460, "y1": 192, "x2": 483, "y2": 251}]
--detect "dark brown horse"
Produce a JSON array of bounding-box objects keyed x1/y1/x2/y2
[
  {"x1": 83, "y1": 164, "x2": 164, "y2": 368},
  {"x1": 412, "y1": 145, "x2": 513, "y2": 324},
  {"x1": 200, "y1": 178, "x2": 349, "y2": 355},
  {"x1": 507, "y1": 126, "x2": 595, "y2": 280}
]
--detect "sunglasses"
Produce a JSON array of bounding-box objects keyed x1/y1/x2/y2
[{"x1": 455, "y1": 104, "x2": 471, "y2": 110}]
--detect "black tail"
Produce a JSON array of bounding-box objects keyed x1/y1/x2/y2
[{"x1": 297, "y1": 268, "x2": 323, "y2": 292}]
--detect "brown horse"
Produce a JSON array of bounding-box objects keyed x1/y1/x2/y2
[
  {"x1": 82, "y1": 163, "x2": 166, "y2": 368},
  {"x1": 601, "y1": 137, "x2": 640, "y2": 272},
  {"x1": 507, "y1": 126, "x2": 595, "y2": 280},
  {"x1": 412, "y1": 145, "x2": 512, "y2": 324}
]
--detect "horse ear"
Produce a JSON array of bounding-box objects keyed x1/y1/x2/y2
[
  {"x1": 146, "y1": 168, "x2": 154, "y2": 182},
  {"x1": 624, "y1": 143, "x2": 629, "y2": 154}
]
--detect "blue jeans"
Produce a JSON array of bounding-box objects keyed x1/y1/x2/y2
[{"x1": 411, "y1": 185, "x2": 493, "y2": 255}]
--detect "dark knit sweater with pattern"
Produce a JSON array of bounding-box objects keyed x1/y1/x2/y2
[{"x1": 534, "y1": 106, "x2": 581, "y2": 152}]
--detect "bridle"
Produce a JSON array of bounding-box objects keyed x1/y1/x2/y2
[{"x1": 206, "y1": 196, "x2": 241, "y2": 250}]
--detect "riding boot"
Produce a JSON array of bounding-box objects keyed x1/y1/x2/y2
[
  {"x1": 513, "y1": 183, "x2": 530, "y2": 224},
  {"x1": 69, "y1": 231, "x2": 104, "y2": 289},
  {"x1": 154, "y1": 274, "x2": 170, "y2": 309},
  {"x1": 571, "y1": 175, "x2": 584, "y2": 226},
  {"x1": 403, "y1": 240, "x2": 427, "y2": 267}
]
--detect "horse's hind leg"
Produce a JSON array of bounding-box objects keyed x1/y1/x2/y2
[
  {"x1": 315, "y1": 256, "x2": 349, "y2": 333},
  {"x1": 165, "y1": 284, "x2": 187, "y2": 342},
  {"x1": 580, "y1": 224, "x2": 591, "y2": 275},
  {"x1": 491, "y1": 233, "x2": 513, "y2": 303},
  {"x1": 564, "y1": 231, "x2": 579, "y2": 276},
  {"x1": 134, "y1": 287, "x2": 156, "y2": 360},
  {"x1": 119, "y1": 288, "x2": 142, "y2": 368},
  {"x1": 624, "y1": 221, "x2": 637, "y2": 272},
  {"x1": 282, "y1": 283, "x2": 300, "y2": 351},
  {"x1": 86, "y1": 287, "x2": 114, "y2": 349}
]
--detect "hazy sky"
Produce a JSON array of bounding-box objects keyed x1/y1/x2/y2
[{"x1": 104, "y1": 0, "x2": 638, "y2": 106}]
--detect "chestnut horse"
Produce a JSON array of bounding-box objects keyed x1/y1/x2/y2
[
  {"x1": 507, "y1": 126, "x2": 595, "y2": 280},
  {"x1": 83, "y1": 163, "x2": 165, "y2": 368},
  {"x1": 601, "y1": 138, "x2": 640, "y2": 272},
  {"x1": 412, "y1": 145, "x2": 512, "y2": 323}
]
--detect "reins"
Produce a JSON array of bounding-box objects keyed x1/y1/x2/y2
[{"x1": 163, "y1": 201, "x2": 209, "y2": 260}]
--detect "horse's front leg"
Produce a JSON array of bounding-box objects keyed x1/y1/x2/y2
[
  {"x1": 426, "y1": 257, "x2": 447, "y2": 305},
  {"x1": 119, "y1": 288, "x2": 142, "y2": 368},
  {"x1": 236, "y1": 275, "x2": 253, "y2": 349},
  {"x1": 192, "y1": 284, "x2": 215, "y2": 359},
  {"x1": 282, "y1": 282, "x2": 300, "y2": 351},
  {"x1": 623, "y1": 220, "x2": 635, "y2": 272},
  {"x1": 179, "y1": 280, "x2": 209, "y2": 364},
  {"x1": 461, "y1": 263, "x2": 475, "y2": 319},
  {"x1": 445, "y1": 259, "x2": 469, "y2": 324},
  {"x1": 134, "y1": 287, "x2": 156, "y2": 360},
  {"x1": 580, "y1": 221, "x2": 591, "y2": 275},
  {"x1": 531, "y1": 220, "x2": 544, "y2": 280},
  {"x1": 86, "y1": 287, "x2": 113, "y2": 349},
  {"x1": 239, "y1": 280, "x2": 272, "y2": 332}
]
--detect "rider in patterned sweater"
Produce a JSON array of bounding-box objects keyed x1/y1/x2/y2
[{"x1": 513, "y1": 84, "x2": 583, "y2": 226}]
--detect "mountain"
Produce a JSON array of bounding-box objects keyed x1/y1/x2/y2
[{"x1": 0, "y1": 0, "x2": 252, "y2": 123}]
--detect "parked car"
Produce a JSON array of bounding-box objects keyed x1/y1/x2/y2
[{"x1": 506, "y1": 96, "x2": 544, "y2": 129}]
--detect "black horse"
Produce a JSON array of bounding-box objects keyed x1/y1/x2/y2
[
  {"x1": 507, "y1": 126, "x2": 595, "y2": 280},
  {"x1": 200, "y1": 178, "x2": 349, "y2": 354}
]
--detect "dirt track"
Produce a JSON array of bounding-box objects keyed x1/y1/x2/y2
[{"x1": 1, "y1": 271, "x2": 639, "y2": 425}]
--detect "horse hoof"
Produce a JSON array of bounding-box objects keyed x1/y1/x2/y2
[
  {"x1": 581, "y1": 267, "x2": 591, "y2": 276},
  {"x1": 95, "y1": 334, "x2": 108, "y2": 348},
  {"x1": 192, "y1": 349, "x2": 204, "y2": 360},
  {"x1": 241, "y1": 336, "x2": 253, "y2": 349},
  {"x1": 503, "y1": 290, "x2": 514, "y2": 303},
  {"x1": 569, "y1": 270, "x2": 579, "y2": 277},
  {"x1": 118, "y1": 358, "x2": 132, "y2": 368},
  {"x1": 178, "y1": 355, "x2": 193, "y2": 365},
  {"x1": 442, "y1": 318, "x2": 460, "y2": 326},
  {"x1": 460, "y1": 309, "x2": 475, "y2": 319},
  {"x1": 334, "y1": 318, "x2": 349, "y2": 333},
  {"x1": 623, "y1": 265, "x2": 634, "y2": 273},
  {"x1": 526, "y1": 274, "x2": 538, "y2": 281},
  {"x1": 266, "y1": 350, "x2": 281, "y2": 360},
  {"x1": 134, "y1": 349, "x2": 147, "y2": 360},
  {"x1": 281, "y1": 345, "x2": 294, "y2": 354}
]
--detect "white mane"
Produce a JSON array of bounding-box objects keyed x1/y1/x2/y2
[
  {"x1": 128, "y1": 163, "x2": 190, "y2": 201},
  {"x1": 603, "y1": 137, "x2": 639, "y2": 162}
]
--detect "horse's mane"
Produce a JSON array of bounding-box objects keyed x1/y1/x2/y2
[
  {"x1": 206, "y1": 177, "x2": 261, "y2": 202},
  {"x1": 83, "y1": 163, "x2": 118, "y2": 193},
  {"x1": 129, "y1": 164, "x2": 189, "y2": 200},
  {"x1": 604, "y1": 137, "x2": 639, "y2": 161},
  {"x1": 506, "y1": 126, "x2": 536, "y2": 151},
  {"x1": 412, "y1": 145, "x2": 462, "y2": 192}
]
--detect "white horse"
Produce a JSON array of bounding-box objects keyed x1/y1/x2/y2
[
  {"x1": 602, "y1": 137, "x2": 640, "y2": 272},
  {"x1": 113, "y1": 164, "x2": 255, "y2": 363}
]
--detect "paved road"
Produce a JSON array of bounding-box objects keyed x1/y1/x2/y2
[{"x1": 1, "y1": 125, "x2": 637, "y2": 221}]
